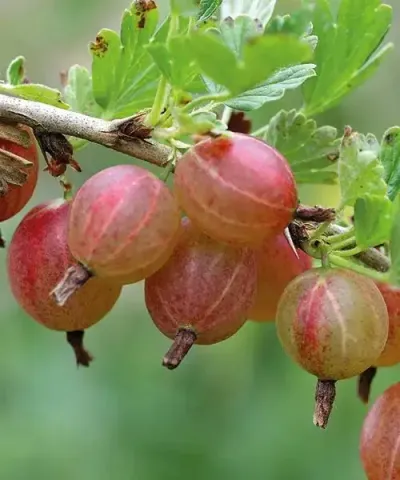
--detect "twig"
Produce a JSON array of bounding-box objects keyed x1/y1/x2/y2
[{"x1": 0, "y1": 94, "x2": 172, "y2": 168}]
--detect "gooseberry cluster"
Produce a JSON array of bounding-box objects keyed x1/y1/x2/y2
[{"x1": 1, "y1": 121, "x2": 400, "y2": 478}]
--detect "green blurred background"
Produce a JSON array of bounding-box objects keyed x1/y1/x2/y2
[{"x1": 0, "y1": 1, "x2": 398, "y2": 479}]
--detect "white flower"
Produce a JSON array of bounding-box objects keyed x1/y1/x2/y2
[{"x1": 220, "y1": 0, "x2": 276, "y2": 26}]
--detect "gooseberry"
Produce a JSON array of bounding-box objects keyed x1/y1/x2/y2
[
  {"x1": 7, "y1": 198, "x2": 122, "y2": 366},
  {"x1": 360, "y1": 382, "x2": 400, "y2": 480},
  {"x1": 173, "y1": 132, "x2": 298, "y2": 245},
  {"x1": 276, "y1": 268, "x2": 389, "y2": 428},
  {"x1": 248, "y1": 232, "x2": 312, "y2": 322},
  {"x1": 144, "y1": 218, "x2": 257, "y2": 369},
  {"x1": 52, "y1": 164, "x2": 181, "y2": 305},
  {"x1": 358, "y1": 283, "x2": 400, "y2": 403},
  {"x1": 0, "y1": 122, "x2": 39, "y2": 222}
]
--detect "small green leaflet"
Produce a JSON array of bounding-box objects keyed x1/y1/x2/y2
[
  {"x1": 380, "y1": 126, "x2": 400, "y2": 201},
  {"x1": 263, "y1": 109, "x2": 339, "y2": 184},
  {"x1": 6, "y1": 56, "x2": 26, "y2": 86},
  {"x1": 190, "y1": 23, "x2": 313, "y2": 97},
  {"x1": 89, "y1": 2, "x2": 160, "y2": 117},
  {"x1": 63, "y1": 65, "x2": 102, "y2": 116},
  {"x1": 0, "y1": 83, "x2": 69, "y2": 109},
  {"x1": 302, "y1": 0, "x2": 393, "y2": 117},
  {"x1": 197, "y1": 0, "x2": 222, "y2": 23},
  {"x1": 338, "y1": 130, "x2": 387, "y2": 208},
  {"x1": 354, "y1": 194, "x2": 393, "y2": 249},
  {"x1": 389, "y1": 194, "x2": 400, "y2": 286}
]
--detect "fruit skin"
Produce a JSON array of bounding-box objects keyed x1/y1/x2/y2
[
  {"x1": 145, "y1": 218, "x2": 257, "y2": 345},
  {"x1": 249, "y1": 233, "x2": 312, "y2": 322},
  {"x1": 375, "y1": 283, "x2": 400, "y2": 367},
  {"x1": 276, "y1": 268, "x2": 388, "y2": 380},
  {"x1": 0, "y1": 125, "x2": 39, "y2": 222},
  {"x1": 360, "y1": 382, "x2": 400, "y2": 480},
  {"x1": 7, "y1": 199, "x2": 122, "y2": 331},
  {"x1": 67, "y1": 164, "x2": 181, "y2": 283},
  {"x1": 173, "y1": 132, "x2": 297, "y2": 246}
]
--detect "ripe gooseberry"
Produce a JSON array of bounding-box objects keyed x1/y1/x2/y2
[
  {"x1": 0, "y1": 122, "x2": 39, "y2": 222},
  {"x1": 360, "y1": 382, "x2": 400, "y2": 480},
  {"x1": 173, "y1": 132, "x2": 298, "y2": 246},
  {"x1": 276, "y1": 268, "x2": 389, "y2": 428},
  {"x1": 248, "y1": 232, "x2": 312, "y2": 322},
  {"x1": 52, "y1": 164, "x2": 181, "y2": 306},
  {"x1": 144, "y1": 218, "x2": 257, "y2": 369},
  {"x1": 358, "y1": 283, "x2": 400, "y2": 403},
  {"x1": 7, "y1": 199, "x2": 122, "y2": 366}
]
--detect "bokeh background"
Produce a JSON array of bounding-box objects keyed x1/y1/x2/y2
[{"x1": 0, "y1": 0, "x2": 398, "y2": 479}]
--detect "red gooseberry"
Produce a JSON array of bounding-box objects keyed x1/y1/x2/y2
[
  {"x1": 360, "y1": 382, "x2": 400, "y2": 480},
  {"x1": 144, "y1": 217, "x2": 257, "y2": 369},
  {"x1": 0, "y1": 122, "x2": 39, "y2": 222},
  {"x1": 52, "y1": 164, "x2": 181, "y2": 306},
  {"x1": 276, "y1": 267, "x2": 389, "y2": 428},
  {"x1": 173, "y1": 132, "x2": 298, "y2": 246},
  {"x1": 7, "y1": 198, "x2": 122, "y2": 366},
  {"x1": 248, "y1": 232, "x2": 312, "y2": 322}
]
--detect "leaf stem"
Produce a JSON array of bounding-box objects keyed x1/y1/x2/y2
[
  {"x1": 147, "y1": 13, "x2": 179, "y2": 127},
  {"x1": 333, "y1": 246, "x2": 363, "y2": 257},
  {"x1": 181, "y1": 92, "x2": 231, "y2": 113},
  {"x1": 328, "y1": 254, "x2": 389, "y2": 283},
  {"x1": 329, "y1": 236, "x2": 356, "y2": 251},
  {"x1": 325, "y1": 227, "x2": 355, "y2": 245}
]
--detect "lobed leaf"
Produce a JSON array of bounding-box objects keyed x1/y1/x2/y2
[
  {"x1": 338, "y1": 130, "x2": 387, "y2": 208},
  {"x1": 263, "y1": 109, "x2": 339, "y2": 184},
  {"x1": 380, "y1": 126, "x2": 400, "y2": 201},
  {"x1": 89, "y1": 1, "x2": 160, "y2": 117},
  {"x1": 190, "y1": 28, "x2": 313, "y2": 96},
  {"x1": 354, "y1": 194, "x2": 393, "y2": 249},
  {"x1": 302, "y1": 0, "x2": 393, "y2": 117}
]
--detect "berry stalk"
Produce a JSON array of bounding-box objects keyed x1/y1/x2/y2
[{"x1": 162, "y1": 328, "x2": 197, "y2": 370}]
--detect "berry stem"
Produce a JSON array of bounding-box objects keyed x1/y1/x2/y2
[
  {"x1": 51, "y1": 263, "x2": 93, "y2": 306},
  {"x1": 358, "y1": 367, "x2": 378, "y2": 404},
  {"x1": 0, "y1": 228, "x2": 5, "y2": 248},
  {"x1": 162, "y1": 328, "x2": 197, "y2": 370},
  {"x1": 66, "y1": 330, "x2": 93, "y2": 367},
  {"x1": 295, "y1": 205, "x2": 336, "y2": 223},
  {"x1": 313, "y1": 379, "x2": 336, "y2": 429},
  {"x1": 329, "y1": 254, "x2": 389, "y2": 283},
  {"x1": 180, "y1": 92, "x2": 232, "y2": 114}
]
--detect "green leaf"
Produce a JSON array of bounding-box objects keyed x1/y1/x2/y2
[
  {"x1": 63, "y1": 65, "x2": 101, "y2": 116},
  {"x1": 6, "y1": 56, "x2": 26, "y2": 86},
  {"x1": 263, "y1": 109, "x2": 339, "y2": 184},
  {"x1": 225, "y1": 63, "x2": 315, "y2": 111},
  {"x1": 354, "y1": 194, "x2": 393, "y2": 249},
  {"x1": 380, "y1": 126, "x2": 400, "y2": 201},
  {"x1": 170, "y1": 0, "x2": 198, "y2": 16},
  {"x1": 89, "y1": 2, "x2": 160, "y2": 117},
  {"x1": 338, "y1": 130, "x2": 387, "y2": 208},
  {"x1": 220, "y1": 16, "x2": 263, "y2": 58},
  {"x1": 302, "y1": 0, "x2": 393, "y2": 117},
  {"x1": 197, "y1": 0, "x2": 222, "y2": 23},
  {"x1": 0, "y1": 83, "x2": 69, "y2": 109},
  {"x1": 389, "y1": 194, "x2": 400, "y2": 286},
  {"x1": 190, "y1": 30, "x2": 313, "y2": 96},
  {"x1": 90, "y1": 29, "x2": 122, "y2": 110}
]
